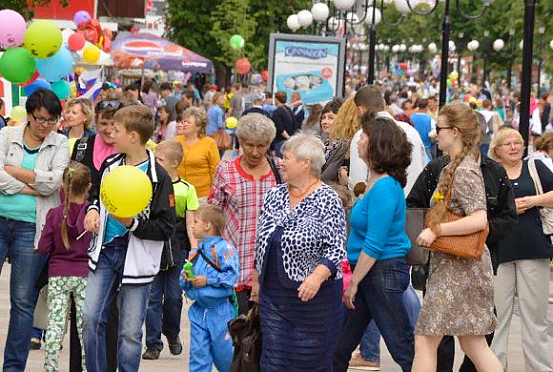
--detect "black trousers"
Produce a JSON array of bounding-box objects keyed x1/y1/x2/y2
[
  {"x1": 69, "y1": 294, "x2": 119, "y2": 372},
  {"x1": 437, "y1": 331, "x2": 495, "y2": 371}
]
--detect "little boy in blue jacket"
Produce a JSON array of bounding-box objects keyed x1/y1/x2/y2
[{"x1": 180, "y1": 205, "x2": 239, "y2": 372}]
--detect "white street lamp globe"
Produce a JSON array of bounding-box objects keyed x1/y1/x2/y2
[
  {"x1": 394, "y1": 0, "x2": 420, "y2": 15},
  {"x1": 550, "y1": 39, "x2": 553, "y2": 50},
  {"x1": 328, "y1": 16, "x2": 341, "y2": 31},
  {"x1": 428, "y1": 42, "x2": 437, "y2": 54},
  {"x1": 333, "y1": 0, "x2": 355, "y2": 11},
  {"x1": 400, "y1": 44, "x2": 406, "y2": 52},
  {"x1": 287, "y1": 14, "x2": 301, "y2": 31},
  {"x1": 364, "y1": 7, "x2": 382, "y2": 25},
  {"x1": 392, "y1": 45, "x2": 400, "y2": 53},
  {"x1": 311, "y1": 3, "x2": 330, "y2": 22},
  {"x1": 297, "y1": 10, "x2": 313, "y2": 28},
  {"x1": 493, "y1": 39, "x2": 505, "y2": 52},
  {"x1": 519, "y1": 40, "x2": 524, "y2": 50},
  {"x1": 384, "y1": 45, "x2": 390, "y2": 51},
  {"x1": 448, "y1": 40, "x2": 456, "y2": 51},
  {"x1": 346, "y1": 12, "x2": 359, "y2": 24},
  {"x1": 467, "y1": 40, "x2": 479, "y2": 51}
]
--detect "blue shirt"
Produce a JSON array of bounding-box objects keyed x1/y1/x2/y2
[
  {"x1": 411, "y1": 113, "x2": 433, "y2": 149},
  {"x1": 347, "y1": 176, "x2": 410, "y2": 263},
  {"x1": 207, "y1": 105, "x2": 225, "y2": 136},
  {"x1": 0, "y1": 144, "x2": 39, "y2": 223},
  {"x1": 103, "y1": 160, "x2": 149, "y2": 245}
]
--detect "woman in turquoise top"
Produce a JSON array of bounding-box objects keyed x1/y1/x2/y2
[
  {"x1": 333, "y1": 114, "x2": 415, "y2": 372},
  {"x1": 0, "y1": 89, "x2": 69, "y2": 370}
]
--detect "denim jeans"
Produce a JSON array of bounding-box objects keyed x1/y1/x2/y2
[
  {"x1": 145, "y1": 262, "x2": 184, "y2": 350},
  {"x1": 333, "y1": 257, "x2": 415, "y2": 372},
  {"x1": 83, "y1": 244, "x2": 151, "y2": 372},
  {"x1": 360, "y1": 284, "x2": 421, "y2": 362},
  {"x1": 0, "y1": 218, "x2": 46, "y2": 372},
  {"x1": 31, "y1": 327, "x2": 44, "y2": 341}
]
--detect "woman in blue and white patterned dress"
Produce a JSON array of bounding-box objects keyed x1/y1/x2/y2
[{"x1": 251, "y1": 133, "x2": 347, "y2": 372}]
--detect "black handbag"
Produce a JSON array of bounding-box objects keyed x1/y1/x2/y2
[
  {"x1": 228, "y1": 303, "x2": 262, "y2": 372},
  {"x1": 405, "y1": 208, "x2": 430, "y2": 266}
]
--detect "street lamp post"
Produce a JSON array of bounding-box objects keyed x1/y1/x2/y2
[
  {"x1": 536, "y1": 26, "x2": 545, "y2": 96},
  {"x1": 481, "y1": 30, "x2": 489, "y2": 87},
  {"x1": 519, "y1": 0, "x2": 537, "y2": 156},
  {"x1": 456, "y1": 32, "x2": 464, "y2": 85},
  {"x1": 404, "y1": 0, "x2": 491, "y2": 107},
  {"x1": 507, "y1": 28, "x2": 515, "y2": 89},
  {"x1": 467, "y1": 40, "x2": 480, "y2": 82}
]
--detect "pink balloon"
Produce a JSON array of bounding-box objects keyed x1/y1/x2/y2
[
  {"x1": 0, "y1": 10, "x2": 26, "y2": 49},
  {"x1": 73, "y1": 11, "x2": 91, "y2": 26}
]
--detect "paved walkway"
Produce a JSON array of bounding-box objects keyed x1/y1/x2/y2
[{"x1": 1, "y1": 264, "x2": 553, "y2": 371}]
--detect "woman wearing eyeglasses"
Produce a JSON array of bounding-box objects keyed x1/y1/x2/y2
[
  {"x1": 488, "y1": 127, "x2": 553, "y2": 371},
  {"x1": 0, "y1": 89, "x2": 69, "y2": 371}
]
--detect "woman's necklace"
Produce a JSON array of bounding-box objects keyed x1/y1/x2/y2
[{"x1": 289, "y1": 179, "x2": 320, "y2": 199}]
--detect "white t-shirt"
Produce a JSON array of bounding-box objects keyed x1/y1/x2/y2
[{"x1": 349, "y1": 111, "x2": 428, "y2": 196}]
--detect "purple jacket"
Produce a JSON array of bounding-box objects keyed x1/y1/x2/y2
[{"x1": 37, "y1": 202, "x2": 91, "y2": 278}]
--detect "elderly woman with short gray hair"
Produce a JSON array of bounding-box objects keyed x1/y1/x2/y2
[
  {"x1": 208, "y1": 113, "x2": 280, "y2": 315},
  {"x1": 252, "y1": 133, "x2": 347, "y2": 371}
]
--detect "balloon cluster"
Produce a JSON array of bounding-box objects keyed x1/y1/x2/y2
[
  {"x1": 68, "y1": 10, "x2": 112, "y2": 64},
  {"x1": 229, "y1": 34, "x2": 252, "y2": 75}
]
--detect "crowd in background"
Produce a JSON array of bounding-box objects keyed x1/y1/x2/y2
[{"x1": 0, "y1": 74, "x2": 552, "y2": 372}]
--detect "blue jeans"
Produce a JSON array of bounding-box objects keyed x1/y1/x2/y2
[
  {"x1": 0, "y1": 218, "x2": 46, "y2": 372},
  {"x1": 333, "y1": 257, "x2": 415, "y2": 372},
  {"x1": 360, "y1": 285, "x2": 421, "y2": 362},
  {"x1": 31, "y1": 327, "x2": 44, "y2": 341},
  {"x1": 145, "y1": 262, "x2": 184, "y2": 350},
  {"x1": 83, "y1": 244, "x2": 152, "y2": 372},
  {"x1": 480, "y1": 143, "x2": 490, "y2": 157}
]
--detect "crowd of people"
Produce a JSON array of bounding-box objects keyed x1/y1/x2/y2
[{"x1": 0, "y1": 76, "x2": 552, "y2": 372}]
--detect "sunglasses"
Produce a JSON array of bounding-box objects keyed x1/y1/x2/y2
[
  {"x1": 97, "y1": 100, "x2": 123, "y2": 110},
  {"x1": 436, "y1": 125, "x2": 453, "y2": 134}
]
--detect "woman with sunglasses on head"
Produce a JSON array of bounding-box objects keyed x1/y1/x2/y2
[
  {"x1": 67, "y1": 93, "x2": 126, "y2": 372},
  {"x1": 0, "y1": 89, "x2": 70, "y2": 371},
  {"x1": 412, "y1": 103, "x2": 502, "y2": 372},
  {"x1": 488, "y1": 127, "x2": 553, "y2": 371}
]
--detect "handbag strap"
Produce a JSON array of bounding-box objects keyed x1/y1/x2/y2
[
  {"x1": 528, "y1": 159, "x2": 544, "y2": 195},
  {"x1": 266, "y1": 155, "x2": 282, "y2": 184}
]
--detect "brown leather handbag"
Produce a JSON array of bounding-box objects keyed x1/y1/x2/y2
[
  {"x1": 424, "y1": 184, "x2": 489, "y2": 260},
  {"x1": 211, "y1": 129, "x2": 233, "y2": 150}
]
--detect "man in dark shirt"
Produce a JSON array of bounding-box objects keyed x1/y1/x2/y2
[
  {"x1": 406, "y1": 146, "x2": 518, "y2": 372},
  {"x1": 271, "y1": 91, "x2": 294, "y2": 157}
]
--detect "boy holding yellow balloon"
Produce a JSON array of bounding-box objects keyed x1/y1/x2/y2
[{"x1": 82, "y1": 105, "x2": 176, "y2": 372}]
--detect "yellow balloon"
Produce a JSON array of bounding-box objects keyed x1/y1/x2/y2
[
  {"x1": 226, "y1": 116, "x2": 238, "y2": 129},
  {"x1": 100, "y1": 166, "x2": 153, "y2": 218},
  {"x1": 83, "y1": 45, "x2": 100, "y2": 63},
  {"x1": 10, "y1": 106, "x2": 27, "y2": 122},
  {"x1": 24, "y1": 20, "x2": 63, "y2": 59}
]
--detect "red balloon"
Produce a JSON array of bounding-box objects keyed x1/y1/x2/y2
[
  {"x1": 68, "y1": 33, "x2": 86, "y2": 52},
  {"x1": 236, "y1": 58, "x2": 251, "y2": 75},
  {"x1": 261, "y1": 70, "x2": 269, "y2": 81},
  {"x1": 17, "y1": 70, "x2": 40, "y2": 87}
]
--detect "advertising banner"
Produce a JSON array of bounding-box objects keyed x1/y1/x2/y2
[{"x1": 268, "y1": 33, "x2": 346, "y2": 105}]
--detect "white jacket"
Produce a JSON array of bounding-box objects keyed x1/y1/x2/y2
[
  {"x1": 349, "y1": 111, "x2": 428, "y2": 196},
  {"x1": 0, "y1": 125, "x2": 69, "y2": 247}
]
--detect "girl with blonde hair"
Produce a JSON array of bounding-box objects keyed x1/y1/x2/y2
[{"x1": 413, "y1": 103, "x2": 502, "y2": 372}]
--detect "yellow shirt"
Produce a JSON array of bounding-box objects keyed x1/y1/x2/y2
[{"x1": 175, "y1": 136, "x2": 220, "y2": 197}]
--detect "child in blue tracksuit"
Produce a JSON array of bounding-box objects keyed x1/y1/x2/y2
[{"x1": 180, "y1": 204, "x2": 239, "y2": 372}]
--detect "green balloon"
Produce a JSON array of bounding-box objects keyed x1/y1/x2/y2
[
  {"x1": 24, "y1": 20, "x2": 63, "y2": 59},
  {"x1": 0, "y1": 47, "x2": 37, "y2": 84},
  {"x1": 51, "y1": 80, "x2": 71, "y2": 100},
  {"x1": 229, "y1": 34, "x2": 245, "y2": 50}
]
